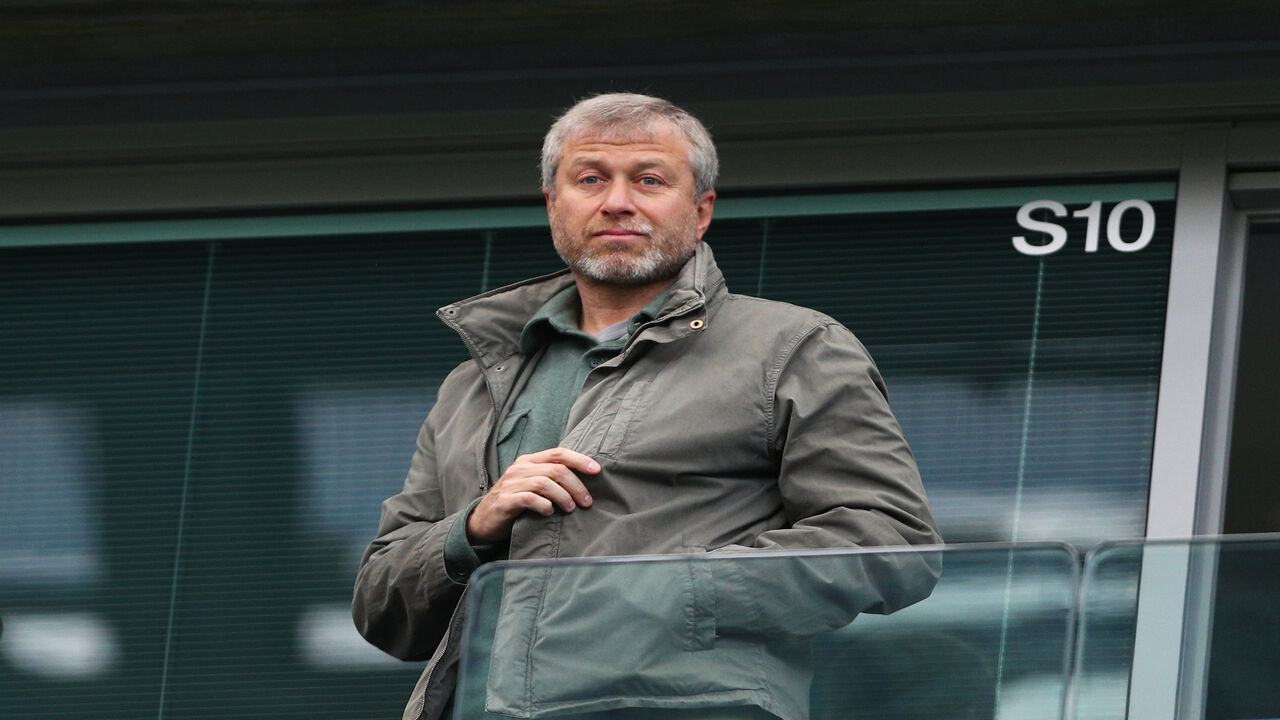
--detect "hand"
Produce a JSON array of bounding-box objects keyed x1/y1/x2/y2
[{"x1": 466, "y1": 447, "x2": 600, "y2": 544}]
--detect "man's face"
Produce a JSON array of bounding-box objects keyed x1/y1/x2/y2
[{"x1": 545, "y1": 124, "x2": 715, "y2": 286}]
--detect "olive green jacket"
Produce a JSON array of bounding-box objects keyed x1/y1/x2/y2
[{"x1": 352, "y1": 242, "x2": 941, "y2": 720}]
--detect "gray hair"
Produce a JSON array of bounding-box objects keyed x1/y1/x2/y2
[{"x1": 540, "y1": 93, "x2": 718, "y2": 198}]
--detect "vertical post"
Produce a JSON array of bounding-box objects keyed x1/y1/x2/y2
[{"x1": 1128, "y1": 126, "x2": 1231, "y2": 720}]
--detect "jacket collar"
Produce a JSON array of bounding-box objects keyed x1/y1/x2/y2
[{"x1": 437, "y1": 241, "x2": 727, "y2": 369}]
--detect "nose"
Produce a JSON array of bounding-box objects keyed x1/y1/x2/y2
[{"x1": 600, "y1": 179, "x2": 636, "y2": 217}]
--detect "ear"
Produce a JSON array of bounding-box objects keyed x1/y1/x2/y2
[
  {"x1": 542, "y1": 187, "x2": 552, "y2": 208},
  {"x1": 694, "y1": 191, "x2": 716, "y2": 240}
]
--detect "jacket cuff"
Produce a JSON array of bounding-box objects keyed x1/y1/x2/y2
[{"x1": 444, "y1": 496, "x2": 505, "y2": 584}]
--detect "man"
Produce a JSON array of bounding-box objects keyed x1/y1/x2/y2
[{"x1": 353, "y1": 93, "x2": 941, "y2": 720}]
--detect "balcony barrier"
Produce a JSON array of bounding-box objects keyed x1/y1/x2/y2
[
  {"x1": 4, "y1": 536, "x2": 1277, "y2": 718},
  {"x1": 1074, "y1": 535, "x2": 1280, "y2": 720},
  {"x1": 458, "y1": 536, "x2": 1280, "y2": 720},
  {"x1": 460, "y1": 543, "x2": 1080, "y2": 720}
]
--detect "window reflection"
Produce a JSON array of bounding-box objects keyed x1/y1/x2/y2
[
  {"x1": 0, "y1": 612, "x2": 120, "y2": 680},
  {"x1": 295, "y1": 604, "x2": 416, "y2": 670},
  {"x1": 0, "y1": 398, "x2": 101, "y2": 586},
  {"x1": 297, "y1": 383, "x2": 436, "y2": 572},
  {"x1": 295, "y1": 384, "x2": 437, "y2": 671},
  {"x1": 892, "y1": 376, "x2": 1152, "y2": 546}
]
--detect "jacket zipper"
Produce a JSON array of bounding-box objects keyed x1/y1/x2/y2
[
  {"x1": 439, "y1": 310, "x2": 504, "y2": 493},
  {"x1": 411, "y1": 585, "x2": 469, "y2": 720}
]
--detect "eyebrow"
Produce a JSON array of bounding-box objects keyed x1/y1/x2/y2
[{"x1": 566, "y1": 157, "x2": 674, "y2": 173}]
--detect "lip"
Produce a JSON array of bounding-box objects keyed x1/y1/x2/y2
[{"x1": 593, "y1": 229, "x2": 649, "y2": 239}]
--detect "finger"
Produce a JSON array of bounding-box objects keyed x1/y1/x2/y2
[
  {"x1": 515, "y1": 463, "x2": 593, "y2": 507},
  {"x1": 522, "y1": 447, "x2": 601, "y2": 475},
  {"x1": 517, "y1": 475, "x2": 578, "y2": 513},
  {"x1": 512, "y1": 491, "x2": 556, "y2": 517}
]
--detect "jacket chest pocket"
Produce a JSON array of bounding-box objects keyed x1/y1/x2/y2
[
  {"x1": 494, "y1": 407, "x2": 531, "y2": 470},
  {"x1": 561, "y1": 378, "x2": 651, "y2": 461}
]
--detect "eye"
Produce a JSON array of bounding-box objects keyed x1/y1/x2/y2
[
  {"x1": 581, "y1": 176, "x2": 602, "y2": 185},
  {"x1": 639, "y1": 176, "x2": 662, "y2": 186}
]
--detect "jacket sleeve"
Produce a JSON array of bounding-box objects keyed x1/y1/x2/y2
[
  {"x1": 351, "y1": 409, "x2": 466, "y2": 661},
  {"x1": 712, "y1": 320, "x2": 943, "y2": 632}
]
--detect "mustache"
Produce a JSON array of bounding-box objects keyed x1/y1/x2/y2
[{"x1": 588, "y1": 221, "x2": 654, "y2": 236}]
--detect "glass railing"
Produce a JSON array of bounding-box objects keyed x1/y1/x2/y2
[
  {"x1": 460, "y1": 544, "x2": 1081, "y2": 720},
  {"x1": 1074, "y1": 535, "x2": 1280, "y2": 720},
  {"x1": 5, "y1": 536, "x2": 1278, "y2": 718}
]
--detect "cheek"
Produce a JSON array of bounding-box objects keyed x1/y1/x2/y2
[{"x1": 553, "y1": 199, "x2": 596, "y2": 226}]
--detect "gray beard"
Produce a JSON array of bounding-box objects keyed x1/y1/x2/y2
[{"x1": 550, "y1": 213, "x2": 698, "y2": 286}]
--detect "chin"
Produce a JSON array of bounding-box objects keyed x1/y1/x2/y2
[
  {"x1": 578, "y1": 255, "x2": 650, "y2": 280},
  {"x1": 575, "y1": 252, "x2": 687, "y2": 286}
]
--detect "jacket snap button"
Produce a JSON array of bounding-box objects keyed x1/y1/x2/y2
[{"x1": 689, "y1": 319, "x2": 705, "y2": 330}]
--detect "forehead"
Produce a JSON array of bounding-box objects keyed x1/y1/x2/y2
[{"x1": 559, "y1": 123, "x2": 692, "y2": 168}]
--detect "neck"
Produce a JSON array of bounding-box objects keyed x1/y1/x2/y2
[{"x1": 573, "y1": 274, "x2": 674, "y2": 336}]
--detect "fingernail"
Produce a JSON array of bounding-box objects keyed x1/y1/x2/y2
[
  {"x1": 587, "y1": 461, "x2": 600, "y2": 473},
  {"x1": 566, "y1": 501, "x2": 575, "y2": 511},
  {"x1": 582, "y1": 495, "x2": 592, "y2": 506}
]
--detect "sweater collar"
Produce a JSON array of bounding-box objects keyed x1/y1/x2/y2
[{"x1": 517, "y1": 284, "x2": 674, "y2": 356}]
